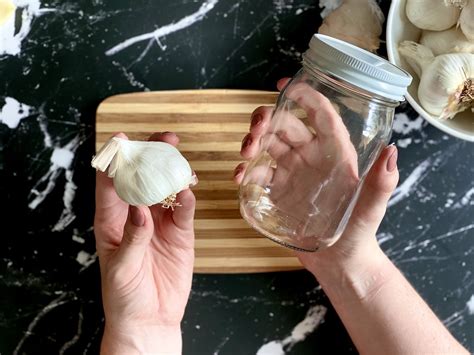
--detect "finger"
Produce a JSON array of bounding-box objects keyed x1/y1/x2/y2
[
  {"x1": 148, "y1": 131, "x2": 179, "y2": 146},
  {"x1": 115, "y1": 205, "x2": 154, "y2": 265},
  {"x1": 94, "y1": 132, "x2": 129, "y2": 226},
  {"x1": 277, "y1": 77, "x2": 291, "y2": 91},
  {"x1": 241, "y1": 132, "x2": 292, "y2": 161},
  {"x1": 271, "y1": 109, "x2": 314, "y2": 147},
  {"x1": 233, "y1": 162, "x2": 248, "y2": 184},
  {"x1": 348, "y1": 145, "x2": 399, "y2": 235},
  {"x1": 250, "y1": 105, "x2": 313, "y2": 147},
  {"x1": 171, "y1": 189, "x2": 196, "y2": 231},
  {"x1": 249, "y1": 106, "x2": 272, "y2": 137},
  {"x1": 242, "y1": 164, "x2": 275, "y2": 186},
  {"x1": 283, "y1": 82, "x2": 349, "y2": 142}
]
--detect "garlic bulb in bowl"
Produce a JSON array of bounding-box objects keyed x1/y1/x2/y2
[
  {"x1": 459, "y1": 0, "x2": 474, "y2": 40},
  {"x1": 406, "y1": 0, "x2": 462, "y2": 31},
  {"x1": 420, "y1": 27, "x2": 474, "y2": 55},
  {"x1": 399, "y1": 41, "x2": 474, "y2": 119},
  {"x1": 387, "y1": 0, "x2": 474, "y2": 141},
  {"x1": 92, "y1": 137, "x2": 196, "y2": 207}
]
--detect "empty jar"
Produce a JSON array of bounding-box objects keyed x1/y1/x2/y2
[{"x1": 239, "y1": 34, "x2": 412, "y2": 252}]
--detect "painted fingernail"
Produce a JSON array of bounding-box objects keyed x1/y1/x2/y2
[
  {"x1": 251, "y1": 114, "x2": 263, "y2": 127},
  {"x1": 190, "y1": 173, "x2": 198, "y2": 186},
  {"x1": 130, "y1": 206, "x2": 145, "y2": 227},
  {"x1": 162, "y1": 131, "x2": 172, "y2": 135},
  {"x1": 386, "y1": 146, "x2": 398, "y2": 172},
  {"x1": 242, "y1": 135, "x2": 252, "y2": 150},
  {"x1": 234, "y1": 167, "x2": 243, "y2": 178}
]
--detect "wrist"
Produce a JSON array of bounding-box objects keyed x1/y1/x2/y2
[
  {"x1": 306, "y1": 243, "x2": 395, "y2": 304},
  {"x1": 101, "y1": 324, "x2": 182, "y2": 355}
]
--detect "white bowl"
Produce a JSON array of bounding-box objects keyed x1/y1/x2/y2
[{"x1": 386, "y1": 0, "x2": 474, "y2": 142}]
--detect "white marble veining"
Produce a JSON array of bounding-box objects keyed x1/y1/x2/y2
[
  {"x1": 318, "y1": 0, "x2": 343, "y2": 18},
  {"x1": 105, "y1": 0, "x2": 219, "y2": 57},
  {"x1": 0, "y1": 0, "x2": 56, "y2": 56},
  {"x1": 0, "y1": 97, "x2": 32, "y2": 128},
  {"x1": 256, "y1": 305, "x2": 327, "y2": 355}
]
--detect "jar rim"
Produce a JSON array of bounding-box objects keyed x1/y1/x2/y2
[
  {"x1": 304, "y1": 34, "x2": 412, "y2": 102},
  {"x1": 302, "y1": 62, "x2": 400, "y2": 108}
]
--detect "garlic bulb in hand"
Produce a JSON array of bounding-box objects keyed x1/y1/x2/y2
[
  {"x1": 399, "y1": 41, "x2": 474, "y2": 119},
  {"x1": 92, "y1": 137, "x2": 196, "y2": 207},
  {"x1": 420, "y1": 27, "x2": 474, "y2": 55},
  {"x1": 459, "y1": 0, "x2": 474, "y2": 40},
  {"x1": 318, "y1": 0, "x2": 384, "y2": 52},
  {"x1": 406, "y1": 0, "x2": 462, "y2": 31}
]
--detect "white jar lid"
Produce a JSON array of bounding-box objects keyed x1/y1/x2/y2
[{"x1": 303, "y1": 34, "x2": 412, "y2": 102}]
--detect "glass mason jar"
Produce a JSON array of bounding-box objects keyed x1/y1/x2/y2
[{"x1": 239, "y1": 34, "x2": 412, "y2": 252}]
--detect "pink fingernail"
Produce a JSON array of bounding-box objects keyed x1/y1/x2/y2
[
  {"x1": 251, "y1": 114, "x2": 263, "y2": 127},
  {"x1": 242, "y1": 135, "x2": 252, "y2": 150},
  {"x1": 386, "y1": 146, "x2": 398, "y2": 172},
  {"x1": 130, "y1": 206, "x2": 145, "y2": 227},
  {"x1": 234, "y1": 167, "x2": 243, "y2": 178}
]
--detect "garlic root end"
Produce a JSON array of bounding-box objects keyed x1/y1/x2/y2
[
  {"x1": 440, "y1": 78, "x2": 474, "y2": 119},
  {"x1": 160, "y1": 193, "x2": 182, "y2": 211}
]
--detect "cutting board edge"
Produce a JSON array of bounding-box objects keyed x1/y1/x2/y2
[
  {"x1": 193, "y1": 266, "x2": 305, "y2": 274},
  {"x1": 97, "y1": 89, "x2": 279, "y2": 109}
]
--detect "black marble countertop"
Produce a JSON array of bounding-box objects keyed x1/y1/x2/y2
[{"x1": 1, "y1": 0, "x2": 473, "y2": 354}]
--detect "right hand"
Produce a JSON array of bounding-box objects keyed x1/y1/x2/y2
[{"x1": 234, "y1": 78, "x2": 399, "y2": 274}]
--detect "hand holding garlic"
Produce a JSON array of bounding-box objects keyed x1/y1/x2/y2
[
  {"x1": 92, "y1": 136, "x2": 196, "y2": 207},
  {"x1": 94, "y1": 132, "x2": 196, "y2": 354}
]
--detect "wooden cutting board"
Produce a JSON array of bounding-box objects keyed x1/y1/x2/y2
[{"x1": 96, "y1": 89, "x2": 304, "y2": 274}]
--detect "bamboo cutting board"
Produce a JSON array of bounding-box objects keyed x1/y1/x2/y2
[{"x1": 96, "y1": 90, "x2": 304, "y2": 274}]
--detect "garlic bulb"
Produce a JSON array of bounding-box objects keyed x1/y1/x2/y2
[
  {"x1": 399, "y1": 41, "x2": 474, "y2": 119},
  {"x1": 0, "y1": 0, "x2": 15, "y2": 26},
  {"x1": 92, "y1": 137, "x2": 196, "y2": 207},
  {"x1": 406, "y1": 0, "x2": 462, "y2": 31},
  {"x1": 420, "y1": 27, "x2": 474, "y2": 55},
  {"x1": 318, "y1": 0, "x2": 384, "y2": 52},
  {"x1": 459, "y1": 0, "x2": 474, "y2": 40}
]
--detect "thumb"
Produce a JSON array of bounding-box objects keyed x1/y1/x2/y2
[
  {"x1": 171, "y1": 189, "x2": 196, "y2": 231},
  {"x1": 116, "y1": 205, "x2": 154, "y2": 264},
  {"x1": 348, "y1": 145, "x2": 399, "y2": 236}
]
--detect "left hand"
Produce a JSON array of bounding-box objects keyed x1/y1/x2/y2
[{"x1": 94, "y1": 132, "x2": 196, "y2": 355}]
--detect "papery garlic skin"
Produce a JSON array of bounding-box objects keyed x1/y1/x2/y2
[
  {"x1": 318, "y1": 0, "x2": 384, "y2": 52},
  {"x1": 420, "y1": 27, "x2": 474, "y2": 55},
  {"x1": 459, "y1": 0, "x2": 474, "y2": 40},
  {"x1": 406, "y1": 0, "x2": 461, "y2": 31},
  {"x1": 399, "y1": 41, "x2": 474, "y2": 119},
  {"x1": 418, "y1": 53, "x2": 474, "y2": 118},
  {"x1": 92, "y1": 137, "x2": 195, "y2": 207}
]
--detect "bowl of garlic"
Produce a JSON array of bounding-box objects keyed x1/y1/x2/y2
[{"x1": 386, "y1": 0, "x2": 474, "y2": 142}]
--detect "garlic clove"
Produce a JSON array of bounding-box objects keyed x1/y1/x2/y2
[
  {"x1": 420, "y1": 27, "x2": 474, "y2": 55},
  {"x1": 398, "y1": 41, "x2": 435, "y2": 78},
  {"x1": 459, "y1": 0, "x2": 474, "y2": 40},
  {"x1": 92, "y1": 137, "x2": 195, "y2": 207},
  {"x1": 406, "y1": 0, "x2": 461, "y2": 31}
]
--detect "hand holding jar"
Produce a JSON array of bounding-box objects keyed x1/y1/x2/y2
[{"x1": 237, "y1": 34, "x2": 412, "y2": 253}]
